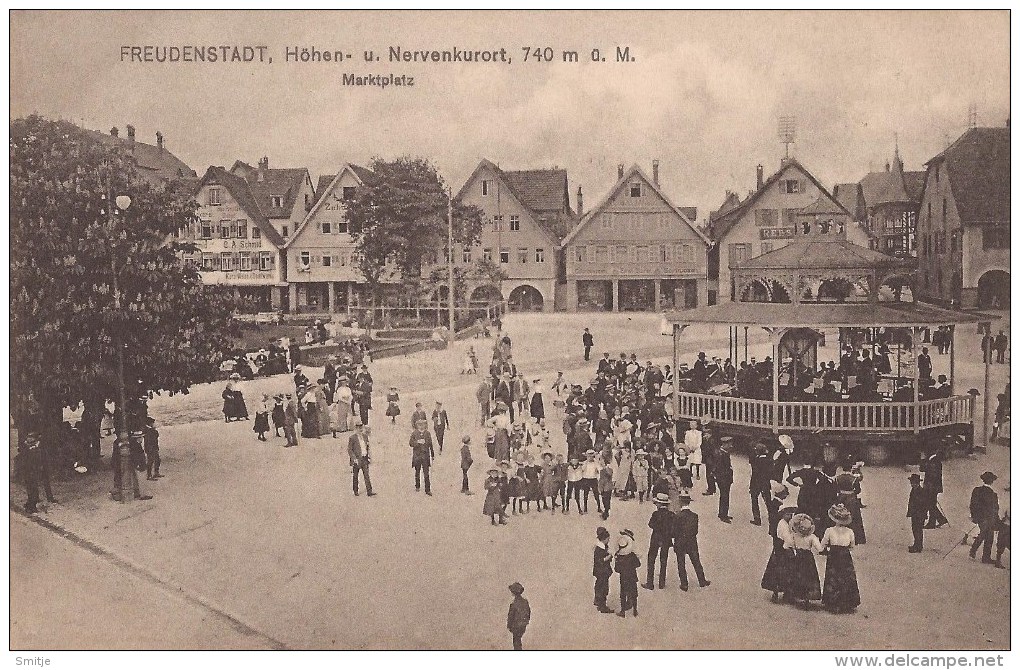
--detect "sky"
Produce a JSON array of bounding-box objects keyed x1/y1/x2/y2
[{"x1": 10, "y1": 10, "x2": 1010, "y2": 219}]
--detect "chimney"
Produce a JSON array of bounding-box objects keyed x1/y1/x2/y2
[
  {"x1": 156, "y1": 131, "x2": 164, "y2": 151},
  {"x1": 110, "y1": 127, "x2": 119, "y2": 138},
  {"x1": 617, "y1": 164, "x2": 624, "y2": 180},
  {"x1": 257, "y1": 156, "x2": 268, "y2": 182},
  {"x1": 756, "y1": 164, "x2": 764, "y2": 190},
  {"x1": 652, "y1": 159, "x2": 660, "y2": 186},
  {"x1": 126, "y1": 124, "x2": 135, "y2": 143},
  {"x1": 576, "y1": 186, "x2": 584, "y2": 217}
]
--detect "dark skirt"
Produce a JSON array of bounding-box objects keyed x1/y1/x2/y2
[
  {"x1": 253, "y1": 412, "x2": 270, "y2": 432},
  {"x1": 385, "y1": 402, "x2": 401, "y2": 417},
  {"x1": 822, "y1": 546, "x2": 861, "y2": 611},
  {"x1": 787, "y1": 549, "x2": 821, "y2": 601},
  {"x1": 761, "y1": 539, "x2": 789, "y2": 594}
]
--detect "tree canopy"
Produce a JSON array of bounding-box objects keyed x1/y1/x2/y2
[
  {"x1": 344, "y1": 157, "x2": 485, "y2": 300},
  {"x1": 10, "y1": 115, "x2": 242, "y2": 429}
]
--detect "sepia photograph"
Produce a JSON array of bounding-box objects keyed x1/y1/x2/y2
[{"x1": 7, "y1": 8, "x2": 1012, "y2": 659}]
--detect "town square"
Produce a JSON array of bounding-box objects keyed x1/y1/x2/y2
[{"x1": 8, "y1": 9, "x2": 1011, "y2": 657}]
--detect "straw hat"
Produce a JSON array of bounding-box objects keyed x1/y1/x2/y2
[
  {"x1": 653, "y1": 492, "x2": 670, "y2": 505},
  {"x1": 828, "y1": 503, "x2": 853, "y2": 527},
  {"x1": 790, "y1": 513, "x2": 816, "y2": 537}
]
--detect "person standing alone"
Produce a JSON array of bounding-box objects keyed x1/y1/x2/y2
[
  {"x1": 506, "y1": 582, "x2": 531, "y2": 650},
  {"x1": 347, "y1": 420, "x2": 375, "y2": 497},
  {"x1": 410, "y1": 419, "x2": 434, "y2": 496},
  {"x1": 432, "y1": 401, "x2": 450, "y2": 455},
  {"x1": 582, "y1": 328, "x2": 594, "y2": 362},
  {"x1": 970, "y1": 471, "x2": 1000, "y2": 564}
]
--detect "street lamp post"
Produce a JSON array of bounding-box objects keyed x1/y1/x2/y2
[{"x1": 448, "y1": 188, "x2": 455, "y2": 332}]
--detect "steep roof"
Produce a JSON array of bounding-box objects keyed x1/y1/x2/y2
[
  {"x1": 922, "y1": 127, "x2": 1010, "y2": 226},
  {"x1": 560, "y1": 164, "x2": 710, "y2": 247},
  {"x1": 732, "y1": 235, "x2": 907, "y2": 271},
  {"x1": 903, "y1": 171, "x2": 926, "y2": 201},
  {"x1": 84, "y1": 128, "x2": 197, "y2": 184},
  {"x1": 230, "y1": 161, "x2": 311, "y2": 220},
  {"x1": 832, "y1": 183, "x2": 864, "y2": 220},
  {"x1": 679, "y1": 207, "x2": 698, "y2": 221},
  {"x1": 197, "y1": 166, "x2": 285, "y2": 248},
  {"x1": 455, "y1": 159, "x2": 577, "y2": 244},
  {"x1": 798, "y1": 194, "x2": 849, "y2": 216},
  {"x1": 709, "y1": 159, "x2": 844, "y2": 241},
  {"x1": 288, "y1": 164, "x2": 373, "y2": 247}
]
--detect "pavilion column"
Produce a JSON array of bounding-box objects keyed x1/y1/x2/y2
[
  {"x1": 612, "y1": 280, "x2": 620, "y2": 312},
  {"x1": 327, "y1": 281, "x2": 337, "y2": 314},
  {"x1": 949, "y1": 325, "x2": 956, "y2": 395},
  {"x1": 672, "y1": 324, "x2": 681, "y2": 431},
  {"x1": 653, "y1": 279, "x2": 661, "y2": 312},
  {"x1": 982, "y1": 321, "x2": 992, "y2": 447},
  {"x1": 912, "y1": 326, "x2": 921, "y2": 435},
  {"x1": 347, "y1": 283, "x2": 353, "y2": 314},
  {"x1": 770, "y1": 328, "x2": 784, "y2": 435}
]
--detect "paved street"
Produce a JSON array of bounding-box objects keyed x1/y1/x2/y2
[{"x1": 12, "y1": 312, "x2": 1011, "y2": 650}]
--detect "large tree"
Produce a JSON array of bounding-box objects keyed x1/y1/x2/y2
[
  {"x1": 344, "y1": 157, "x2": 484, "y2": 306},
  {"x1": 10, "y1": 115, "x2": 243, "y2": 434}
]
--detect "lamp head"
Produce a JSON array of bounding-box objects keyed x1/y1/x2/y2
[{"x1": 115, "y1": 195, "x2": 132, "y2": 211}]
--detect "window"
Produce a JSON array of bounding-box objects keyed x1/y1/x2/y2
[
  {"x1": 492, "y1": 215, "x2": 504, "y2": 232},
  {"x1": 220, "y1": 252, "x2": 233, "y2": 271},
  {"x1": 681, "y1": 244, "x2": 695, "y2": 263},
  {"x1": 482, "y1": 180, "x2": 492, "y2": 196},
  {"x1": 500, "y1": 248, "x2": 510, "y2": 264},
  {"x1": 660, "y1": 244, "x2": 672, "y2": 262},
  {"x1": 784, "y1": 180, "x2": 801, "y2": 194},
  {"x1": 200, "y1": 220, "x2": 213, "y2": 239},
  {"x1": 207, "y1": 187, "x2": 222, "y2": 205},
  {"x1": 595, "y1": 246, "x2": 609, "y2": 263},
  {"x1": 321, "y1": 221, "x2": 332, "y2": 234},
  {"x1": 239, "y1": 252, "x2": 252, "y2": 271},
  {"x1": 535, "y1": 248, "x2": 545, "y2": 263},
  {"x1": 516, "y1": 248, "x2": 528, "y2": 264},
  {"x1": 259, "y1": 252, "x2": 274, "y2": 271},
  {"x1": 299, "y1": 251, "x2": 311, "y2": 268},
  {"x1": 755, "y1": 209, "x2": 778, "y2": 227},
  {"x1": 337, "y1": 252, "x2": 347, "y2": 266},
  {"x1": 322, "y1": 255, "x2": 332, "y2": 267},
  {"x1": 201, "y1": 253, "x2": 216, "y2": 271},
  {"x1": 761, "y1": 242, "x2": 773, "y2": 255},
  {"x1": 629, "y1": 182, "x2": 642, "y2": 198},
  {"x1": 271, "y1": 195, "x2": 284, "y2": 208},
  {"x1": 483, "y1": 248, "x2": 493, "y2": 262},
  {"x1": 220, "y1": 220, "x2": 231, "y2": 238},
  {"x1": 615, "y1": 245, "x2": 628, "y2": 263},
  {"x1": 783, "y1": 209, "x2": 797, "y2": 226},
  {"x1": 729, "y1": 243, "x2": 752, "y2": 265},
  {"x1": 574, "y1": 246, "x2": 586, "y2": 263},
  {"x1": 984, "y1": 227, "x2": 1010, "y2": 250},
  {"x1": 342, "y1": 186, "x2": 356, "y2": 200},
  {"x1": 282, "y1": 225, "x2": 289, "y2": 238},
  {"x1": 252, "y1": 226, "x2": 261, "y2": 239},
  {"x1": 338, "y1": 220, "x2": 349, "y2": 234},
  {"x1": 509, "y1": 215, "x2": 520, "y2": 232},
  {"x1": 236, "y1": 220, "x2": 247, "y2": 239},
  {"x1": 636, "y1": 246, "x2": 649, "y2": 262}
]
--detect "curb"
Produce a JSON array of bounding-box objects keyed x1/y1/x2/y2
[{"x1": 10, "y1": 503, "x2": 290, "y2": 650}]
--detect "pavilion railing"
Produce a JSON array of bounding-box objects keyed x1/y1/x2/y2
[{"x1": 676, "y1": 393, "x2": 973, "y2": 432}]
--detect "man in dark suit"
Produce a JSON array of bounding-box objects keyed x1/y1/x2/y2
[
  {"x1": 409, "y1": 419, "x2": 434, "y2": 495},
  {"x1": 715, "y1": 438, "x2": 734, "y2": 522},
  {"x1": 787, "y1": 461, "x2": 823, "y2": 522},
  {"x1": 970, "y1": 471, "x2": 1000, "y2": 563},
  {"x1": 592, "y1": 527, "x2": 615, "y2": 613},
  {"x1": 582, "y1": 328, "x2": 595, "y2": 361},
  {"x1": 701, "y1": 426, "x2": 718, "y2": 495},
  {"x1": 643, "y1": 493, "x2": 674, "y2": 590},
  {"x1": 597, "y1": 352, "x2": 614, "y2": 375},
  {"x1": 431, "y1": 401, "x2": 450, "y2": 455},
  {"x1": 347, "y1": 420, "x2": 375, "y2": 496},
  {"x1": 917, "y1": 347, "x2": 933, "y2": 382},
  {"x1": 907, "y1": 473, "x2": 929, "y2": 552},
  {"x1": 749, "y1": 443, "x2": 773, "y2": 526},
  {"x1": 507, "y1": 582, "x2": 531, "y2": 650},
  {"x1": 920, "y1": 449, "x2": 948, "y2": 528},
  {"x1": 494, "y1": 373, "x2": 514, "y2": 422},
  {"x1": 671, "y1": 495, "x2": 711, "y2": 591}
]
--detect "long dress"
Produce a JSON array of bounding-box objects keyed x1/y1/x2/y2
[
  {"x1": 785, "y1": 533, "x2": 823, "y2": 602},
  {"x1": 837, "y1": 490, "x2": 867, "y2": 544},
  {"x1": 529, "y1": 391, "x2": 545, "y2": 420},
  {"x1": 613, "y1": 450, "x2": 632, "y2": 491},
  {"x1": 540, "y1": 462, "x2": 557, "y2": 499},
  {"x1": 301, "y1": 393, "x2": 320, "y2": 438},
  {"x1": 253, "y1": 400, "x2": 270, "y2": 434},
  {"x1": 333, "y1": 386, "x2": 352, "y2": 432},
  {"x1": 761, "y1": 516, "x2": 792, "y2": 595},
  {"x1": 821, "y1": 527, "x2": 861, "y2": 612},
  {"x1": 315, "y1": 387, "x2": 331, "y2": 436},
  {"x1": 488, "y1": 414, "x2": 512, "y2": 463},
  {"x1": 482, "y1": 476, "x2": 504, "y2": 516}
]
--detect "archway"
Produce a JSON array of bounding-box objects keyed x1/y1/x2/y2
[
  {"x1": 507, "y1": 285, "x2": 544, "y2": 312},
  {"x1": 469, "y1": 284, "x2": 504, "y2": 307},
  {"x1": 740, "y1": 279, "x2": 791, "y2": 303},
  {"x1": 978, "y1": 270, "x2": 1010, "y2": 309}
]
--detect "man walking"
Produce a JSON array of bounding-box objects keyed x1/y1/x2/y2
[
  {"x1": 907, "y1": 473, "x2": 928, "y2": 553},
  {"x1": 672, "y1": 495, "x2": 711, "y2": 591},
  {"x1": 410, "y1": 418, "x2": 434, "y2": 496},
  {"x1": 749, "y1": 443, "x2": 772, "y2": 526},
  {"x1": 593, "y1": 527, "x2": 615, "y2": 613},
  {"x1": 282, "y1": 393, "x2": 299, "y2": 447},
  {"x1": 460, "y1": 436, "x2": 474, "y2": 495},
  {"x1": 431, "y1": 401, "x2": 449, "y2": 455},
  {"x1": 716, "y1": 437, "x2": 734, "y2": 522},
  {"x1": 920, "y1": 449, "x2": 949, "y2": 528},
  {"x1": 970, "y1": 471, "x2": 1000, "y2": 564},
  {"x1": 347, "y1": 420, "x2": 375, "y2": 497},
  {"x1": 477, "y1": 378, "x2": 492, "y2": 426},
  {"x1": 994, "y1": 330, "x2": 1008, "y2": 364},
  {"x1": 582, "y1": 328, "x2": 594, "y2": 362},
  {"x1": 506, "y1": 582, "x2": 531, "y2": 650},
  {"x1": 643, "y1": 493, "x2": 674, "y2": 590}
]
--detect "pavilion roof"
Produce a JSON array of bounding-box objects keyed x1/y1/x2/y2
[
  {"x1": 666, "y1": 301, "x2": 995, "y2": 328},
  {"x1": 733, "y1": 235, "x2": 907, "y2": 271}
]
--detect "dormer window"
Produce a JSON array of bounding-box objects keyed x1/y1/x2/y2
[
  {"x1": 343, "y1": 186, "x2": 356, "y2": 200},
  {"x1": 784, "y1": 180, "x2": 801, "y2": 194},
  {"x1": 482, "y1": 180, "x2": 492, "y2": 196},
  {"x1": 208, "y1": 187, "x2": 222, "y2": 205},
  {"x1": 629, "y1": 182, "x2": 642, "y2": 198},
  {"x1": 272, "y1": 195, "x2": 284, "y2": 208}
]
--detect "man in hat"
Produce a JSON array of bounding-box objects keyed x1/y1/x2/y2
[
  {"x1": 347, "y1": 419, "x2": 375, "y2": 497},
  {"x1": 506, "y1": 582, "x2": 531, "y2": 650},
  {"x1": 597, "y1": 352, "x2": 614, "y2": 376},
  {"x1": 293, "y1": 366, "x2": 309, "y2": 392},
  {"x1": 476, "y1": 377, "x2": 493, "y2": 426},
  {"x1": 282, "y1": 393, "x2": 300, "y2": 447},
  {"x1": 18, "y1": 432, "x2": 51, "y2": 513},
  {"x1": 582, "y1": 328, "x2": 595, "y2": 361},
  {"x1": 143, "y1": 417, "x2": 162, "y2": 481},
  {"x1": 920, "y1": 449, "x2": 949, "y2": 528},
  {"x1": 644, "y1": 492, "x2": 675, "y2": 590},
  {"x1": 431, "y1": 401, "x2": 450, "y2": 456},
  {"x1": 716, "y1": 437, "x2": 734, "y2": 522},
  {"x1": 749, "y1": 443, "x2": 772, "y2": 526},
  {"x1": 460, "y1": 436, "x2": 474, "y2": 495},
  {"x1": 410, "y1": 419, "x2": 434, "y2": 495},
  {"x1": 970, "y1": 472, "x2": 1000, "y2": 563},
  {"x1": 701, "y1": 420, "x2": 718, "y2": 496},
  {"x1": 614, "y1": 529, "x2": 641, "y2": 617},
  {"x1": 672, "y1": 495, "x2": 710, "y2": 591},
  {"x1": 593, "y1": 527, "x2": 615, "y2": 613},
  {"x1": 581, "y1": 449, "x2": 602, "y2": 514},
  {"x1": 907, "y1": 473, "x2": 929, "y2": 552}
]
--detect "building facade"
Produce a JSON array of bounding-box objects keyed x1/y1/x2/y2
[
  {"x1": 285, "y1": 164, "x2": 378, "y2": 313},
  {"x1": 916, "y1": 126, "x2": 1010, "y2": 308},
  {"x1": 230, "y1": 158, "x2": 315, "y2": 243},
  {"x1": 855, "y1": 149, "x2": 925, "y2": 257},
  {"x1": 187, "y1": 166, "x2": 288, "y2": 310},
  {"x1": 450, "y1": 159, "x2": 575, "y2": 312},
  {"x1": 708, "y1": 159, "x2": 866, "y2": 303},
  {"x1": 560, "y1": 163, "x2": 709, "y2": 311}
]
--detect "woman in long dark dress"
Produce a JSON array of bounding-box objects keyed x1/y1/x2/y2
[
  {"x1": 785, "y1": 513, "x2": 823, "y2": 608},
  {"x1": 762, "y1": 496, "x2": 796, "y2": 602},
  {"x1": 821, "y1": 504, "x2": 861, "y2": 613}
]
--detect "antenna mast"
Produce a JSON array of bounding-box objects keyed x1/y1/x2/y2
[{"x1": 778, "y1": 115, "x2": 797, "y2": 159}]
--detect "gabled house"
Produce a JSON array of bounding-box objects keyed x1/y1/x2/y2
[
  {"x1": 448, "y1": 159, "x2": 576, "y2": 312},
  {"x1": 87, "y1": 125, "x2": 198, "y2": 185},
  {"x1": 560, "y1": 162, "x2": 710, "y2": 311},
  {"x1": 230, "y1": 157, "x2": 315, "y2": 243},
  {"x1": 186, "y1": 166, "x2": 288, "y2": 310},
  {"x1": 855, "y1": 147, "x2": 926, "y2": 257},
  {"x1": 707, "y1": 159, "x2": 866, "y2": 303},
  {"x1": 285, "y1": 163, "x2": 379, "y2": 313},
  {"x1": 915, "y1": 125, "x2": 1010, "y2": 308}
]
